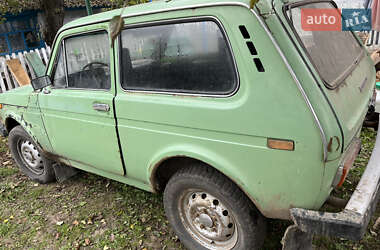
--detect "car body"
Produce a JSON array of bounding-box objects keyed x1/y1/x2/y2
[{"x1": 0, "y1": 0, "x2": 379, "y2": 248}]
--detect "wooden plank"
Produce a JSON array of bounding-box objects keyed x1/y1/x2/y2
[
  {"x1": 9, "y1": 54, "x2": 19, "y2": 87},
  {"x1": 17, "y1": 52, "x2": 28, "y2": 73},
  {"x1": 0, "y1": 73, "x2": 6, "y2": 93},
  {"x1": 34, "y1": 49, "x2": 41, "y2": 59},
  {"x1": 6, "y1": 59, "x2": 30, "y2": 86},
  {"x1": 25, "y1": 52, "x2": 46, "y2": 77},
  {"x1": 41, "y1": 48, "x2": 48, "y2": 65},
  {"x1": 0, "y1": 60, "x2": 7, "y2": 92},
  {"x1": 1, "y1": 58, "x2": 13, "y2": 89},
  {"x1": 46, "y1": 45, "x2": 51, "y2": 56}
]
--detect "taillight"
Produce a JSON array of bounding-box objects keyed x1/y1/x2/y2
[{"x1": 333, "y1": 138, "x2": 361, "y2": 188}]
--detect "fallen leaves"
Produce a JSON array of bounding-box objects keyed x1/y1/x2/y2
[
  {"x1": 84, "y1": 238, "x2": 91, "y2": 246},
  {"x1": 2, "y1": 160, "x2": 11, "y2": 166},
  {"x1": 2, "y1": 215, "x2": 14, "y2": 223},
  {"x1": 79, "y1": 201, "x2": 87, "y2": 207},
  {"x1": 56, "y1": 221, "x2": 64, "y2": 226},
  {"x1": 373, "y1": 217, "x2": 380, "y2": 231}
]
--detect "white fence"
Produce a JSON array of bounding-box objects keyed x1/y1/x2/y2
[{"x1": 0, "y1": 47, "x2": 51, "y2": 93}]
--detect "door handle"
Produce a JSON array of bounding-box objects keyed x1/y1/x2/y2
[{"x1": 93, "y1": 103, "x2": 110, "y2": 112}]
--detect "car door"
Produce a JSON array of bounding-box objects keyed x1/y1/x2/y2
[{"x1": 38, "y1": 30, "x2": 124, "y2": 175}]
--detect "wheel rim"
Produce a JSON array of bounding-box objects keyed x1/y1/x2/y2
[
  {"x1": 17, "y1": 139, "x2": 44, "y2": 175},
  {"x1": 179, "y1": 190, "x2": 238, "y2": 250}
]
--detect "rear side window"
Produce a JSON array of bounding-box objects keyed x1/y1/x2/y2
[
  {"x1": 286, "y1": 2, "x2": 363, "y2": 88},
  {"x1": 120, "y1": 20, "x2": 237, "y2": 95}
]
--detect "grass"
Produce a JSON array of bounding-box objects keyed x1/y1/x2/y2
[{"x1": 0, "y1": 129, "x2": 379, "y2": 249}]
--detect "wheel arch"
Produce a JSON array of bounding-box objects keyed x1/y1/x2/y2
[
  {"x1": 4, "y1": 113, "x2": 34, "y2": 138},
  {"x1": 148, "y1": 148, "x2": 265, "y2": 217},
  {"x1": 5, "y1": 116, "x2": 20, "y2": 133},
  {"x1": 3, "y1": 113, "x2": 48, "y2": 153}
]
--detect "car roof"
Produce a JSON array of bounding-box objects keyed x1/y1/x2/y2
[{"x1": 61, "y1": 0, "x2": 253, "y2": 30}]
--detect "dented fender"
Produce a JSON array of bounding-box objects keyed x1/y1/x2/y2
[{"x1": 1, "y1": 104, "x2": 54, "y2": 154}]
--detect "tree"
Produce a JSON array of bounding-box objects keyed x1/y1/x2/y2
[
  {"x1": 40, "y1": 0, "x2": 64, "y2": 46},
  {"x1": 0, "y1": 0, "x2": 149, "y2": 46},
  {"x1": 0, "y1": 0, "x2": 64, "y2": 46},
  {"x1": 110, "y1": 0, "x2": 150, "y2": 8}
]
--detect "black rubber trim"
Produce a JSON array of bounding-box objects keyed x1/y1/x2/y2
[
  {"x1": 239, "y1": 25, "x2": 250, "y2": 39},
  {"x1": 112, "y1": 42, "x2": 127, "y2": 176},
  {"x1": 253, "y1": 58, "x2": 265, "y2": 72},
  {"x1": 246, "y1": 41, "x2": 258, "y2": 55}
]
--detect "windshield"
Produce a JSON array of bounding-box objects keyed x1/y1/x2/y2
[{"x1": 286, "y1": 2, "x2": 363, "y2": 88}]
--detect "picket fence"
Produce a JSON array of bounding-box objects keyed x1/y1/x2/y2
[{"x1": 0, "y1": 47, "x2": 51, "y2": 93}]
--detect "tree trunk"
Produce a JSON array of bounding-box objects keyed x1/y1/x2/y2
[{"x1": 40, "y1": 0, "x2": 64, "y2": 46}]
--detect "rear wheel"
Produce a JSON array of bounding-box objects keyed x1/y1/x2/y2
[
  {"x1": 163, "y1": 164, "x2": 266, "y2": 250},
  {"x1": 8, "y1": 125, "x2": 55, "y2": 183}
]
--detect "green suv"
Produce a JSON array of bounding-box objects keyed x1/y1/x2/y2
[{"x1": 0, "y1": 1, "x2": 379, "y2": 249}]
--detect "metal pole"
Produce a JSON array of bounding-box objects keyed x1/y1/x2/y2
[{"x1": 85, "y1": 0, "x2": 93, "y2": 16}]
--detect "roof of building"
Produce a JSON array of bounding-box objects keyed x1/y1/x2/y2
[
  {"x1": 61, "y1": 0, "x2": 253, "y2": 30},
  {"x1": 0, "y1": 0, "x2": 112, "y2": 14}
]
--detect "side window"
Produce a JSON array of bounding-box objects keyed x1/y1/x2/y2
[
  {"x1": 120, "y1": 20, "x2": 237, "y2": 95},
  {"x1": 52, "y1": 45, "x2": 67, "y2": 88},
  {"x1": 65, "y1": 32, "x2": 110, "y2": 89}
]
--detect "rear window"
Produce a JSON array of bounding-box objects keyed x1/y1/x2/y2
[
  {"x1": 286, "y1": 2, "x2": 363, "y2": 88},
  {"x1": 120, "y1": 20, "x2": 237, "y2": 95}
]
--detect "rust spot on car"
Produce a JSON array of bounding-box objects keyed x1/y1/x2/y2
[
  {"x1": 149, "y1": 156, "x2": 183, "y2": 192},
  {"x1": 328, "y1": 137, "x2": 333, "y2": 153},
  {"x1": 327, "y1": 136, "x2": 340, "y2": 153},
  {"x1": 261, "y1": 194, "x2": 293, "y2": 220}
]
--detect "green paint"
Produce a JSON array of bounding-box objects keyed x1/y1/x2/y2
[{"x1": 0, "y1": 0, "x2": 375, "y2": 221}]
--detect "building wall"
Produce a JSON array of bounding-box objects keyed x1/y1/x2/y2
[
  {"x1": 63, "y1": 8, "x2": 103, "y2": 25},
  {"x1": 0, "y1": 11, "x2": 44, "y2": 56},
  {"x1": 334, "y1": 0, "x2": 366, "y2": 9}
]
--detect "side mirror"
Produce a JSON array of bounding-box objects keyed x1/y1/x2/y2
[{"x1": 31, "y1": 75, "x2": 51, "y2": 90}]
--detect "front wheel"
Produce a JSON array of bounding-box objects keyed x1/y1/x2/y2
[
  {"x1": 8, "y1": 125, "x2": 55, "y2": 183},
  {"x1": 163, "y1": 165, "x2": 266, "y2": 250}
]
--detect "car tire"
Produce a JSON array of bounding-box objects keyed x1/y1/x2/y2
[
  {"x1": 163, "y1": 164, "x2": 266, "y2": 250},
  {"x1": 8, "y1": 125, "x2": 55, "y2": 184}
]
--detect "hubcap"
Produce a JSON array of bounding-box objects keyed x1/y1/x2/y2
[
  {"x1": 17, "y1": 139, "x2": 44, "y2": 175},
  {"x1": 179, "y1": 190, "x2": 238, "y2": 249}
]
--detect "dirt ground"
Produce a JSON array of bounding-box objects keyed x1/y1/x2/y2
[{"x1": 0, "y1": 128, "x2": 379, "y2": 249}]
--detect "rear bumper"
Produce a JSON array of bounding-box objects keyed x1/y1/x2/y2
[{"x1": 290, "y1": 122, "x2": 380, "y2": 240}]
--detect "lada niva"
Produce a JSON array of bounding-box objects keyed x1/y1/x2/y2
[{"x1": 0, "y1": 1, "x2": 379, "y2": 249}]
